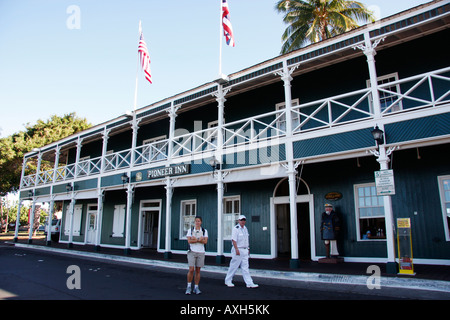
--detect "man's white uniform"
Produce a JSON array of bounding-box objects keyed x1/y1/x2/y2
[{"x1": 225, "y1": 215, "x2": 258, "y2": 288}]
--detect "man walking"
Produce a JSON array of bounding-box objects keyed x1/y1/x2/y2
[
  {"x1": 225, "y1": 215, "x2": 258, "y2": 288},
  {"x1": 185, "y1": 216, "x2": 208, "y2": 294}
]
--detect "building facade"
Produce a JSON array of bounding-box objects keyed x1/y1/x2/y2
[{"x1": 16, "y1": 1, "x2": 450, "y2": 271}]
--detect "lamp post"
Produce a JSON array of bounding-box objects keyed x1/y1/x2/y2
[
  {"x1": 371, "y1": 125, "x2": 384, "y2": 146},
  {"x1": 369, "y1": 125, "x2": 399, "y2": 274},
  {"x1": 210, "y1": 155, "x2": 227, "y2": 264},
  {"x1": 209, "y1": 156, "x2": 221, "y2": 172},
  {"x1": 121, "y1": 173, "x2": 130, "y2": 185}
]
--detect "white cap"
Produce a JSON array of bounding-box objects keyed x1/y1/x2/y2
[{"x1": 238, "y1": 215, "x2": 247, "y2": 221}]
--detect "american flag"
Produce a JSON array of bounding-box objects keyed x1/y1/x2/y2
[
  {"x1": 138, "y1": 32, "x2": 152, "y2": 84},
  {"x1": 222, "y1": 0, "x2": 235, "y2": 47}
]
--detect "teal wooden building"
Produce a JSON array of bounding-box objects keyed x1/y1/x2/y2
[{"x1": 16, "y1": 1, "x2": 450, "y2": 272}]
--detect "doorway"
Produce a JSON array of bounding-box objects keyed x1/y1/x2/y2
[
  {"x1": 140, "y1": 200, "x2": 161, "y2": 249},
  {"x1": 272, "y1": 177, "x2": 315, "y2": 261},
  {"x1": 275, "y1": 202, "x2": 311, "y2": 260},
  {"x1": 143, "y1": 211, "x2": 159, "y2": 248},
  {"x1": 85, "y1": 204, "x2": 98, "y2": 245}
]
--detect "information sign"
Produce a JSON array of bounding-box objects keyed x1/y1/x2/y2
[{"x1": 374, "y1": 169, "x2": 395, "y2": 196}]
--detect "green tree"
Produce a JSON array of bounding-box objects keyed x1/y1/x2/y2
[
  {"x1": 275, "y1": 0, "x2": 375, "y2": 53},
  {"x1": 0, "y1": 200, "x2": 30, "y2": 230},
  {"x1": 0, "y1": 113, "x2": 91, "y2": 195}
]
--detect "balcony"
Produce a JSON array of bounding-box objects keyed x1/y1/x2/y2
[{"x1": 21, "y1": 66, "x2": 450, "y2": 189}]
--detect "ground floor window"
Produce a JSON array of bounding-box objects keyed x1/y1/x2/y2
[
  {"x1": 180, "y1": 199, "x2": 196, "y2": 239},
  {"x1": 438, "y1": 175, "x2": 450, "y2": 241},
  {"x1": 223, "y1": 196, "x2": 240, "y2": 239},
  {"x1": 354, "y1": 183, "x2": 386, "y2": 240}
]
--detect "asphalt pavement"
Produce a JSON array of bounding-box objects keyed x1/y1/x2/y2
[
  {"x1": 1, "y1": 244, "x2": 450, "y2": 304},
  {"x1": 2, "y1": 239, "x2": 449, "y2": 299}
]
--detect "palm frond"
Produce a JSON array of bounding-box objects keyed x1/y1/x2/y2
[{"x1": 276, "y1": 0, "x2": 375, "y2": 53}]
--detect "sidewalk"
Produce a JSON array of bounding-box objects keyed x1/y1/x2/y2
[{"x1": 3, "y1": 236, "x2": 450, "y2": 293}]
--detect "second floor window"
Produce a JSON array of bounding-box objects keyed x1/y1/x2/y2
[
  {"x1": 367, "y1": 72, "x2": 403, "y2": 114},
  {"x1": 143, "y1": 135, "x2": 167, "y2": 161},
  {"x1": 276, "y1": 99, "x2": 300, "y2": 133}
]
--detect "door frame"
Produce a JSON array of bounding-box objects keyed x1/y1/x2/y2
[
  {"x1": 137, "y1": 199, "x2": 162, "y2": 249},
  {"x1": 84, "y1": 203, "x2": 98, "y2": 244},
  {"x1": 270, "y1": 194, "x2": 316, "y2": 260}
]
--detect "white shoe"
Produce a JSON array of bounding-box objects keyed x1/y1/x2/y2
[
  {"x1": 225, "y1": 282, "x2": 235, "y2": 287},
  {"x1": 246, "y1": 283, "x2": 259, "y2": 288},
  {"x1": 185, "y1": 286, "x2": 192, "y2": 295},
  {"x1": 193, "y1": 287, "x2": 202, "y2": 295}
]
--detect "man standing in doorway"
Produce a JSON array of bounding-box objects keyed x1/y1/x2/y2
[
  {"x1": 225, "y1": 215, "x2": 258, "y2": 288},
  {"x1": 185, "y1": 216, "x2": 208, "y2": 294}
]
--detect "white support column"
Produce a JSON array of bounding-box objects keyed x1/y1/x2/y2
[
  {"x1": 67, "y1": 188, "x2": 76, "y2": 248},
  {"x1": 212, "y1": 83, "x2": 230, "y2": 264},
  {"x1": 95, "y1": 189, "x2": 104, "y2": 251},
  {"x1": 277, "y1": 60, "x2": 301, "y2": 268},
  {"x1": 166, "y1": 102, "x2": 180, "y2": 162},
  {"x1": 124, "y1": 184, "x2": 135, "y2": 255},
  {"x1": 74, "y1": 137, "x2": 83, "y2": 178},
  {"x1": 100, "y1": 128, "x2": 110, "y2": 173},
  {"x1": 27, "y1": 151, "x2": 42, "y2": 243},
  {"x1": 353, "y1": 32, "x2": 385, "y2": 118},
  {"x1": 164, "y1": 177, "x2": 175, "y2": 259},
  {"x1": 16, "y1": 155, "x2": 28, "y2": 242},
  {"x1": 13, "y1": 200, "x2": 23, "y2": 242},
  {"x1": 369, "y1": 129, "x2": 399, "y2": 274},
  {"x1": 214, "y1": 169, "x2": 229, "y2": 264},
  {"x1": 46, "y1": 196, "x2": 55, "y2": 245},
  {"x1": 34, "y1": 152, "x2": 42, "y2": 187},
  {"x1": 19, "y1": 156, "x2": 27, "y2": 189},
  {"x1": 52, "y1": 146, "x2": 61, "y2": 183},
  {"x1": 27, "y1": 196, "x2": 36, "y2": 244},
  {"x1": 130, "y1": 112, "x2": 141, "y2": 168}
]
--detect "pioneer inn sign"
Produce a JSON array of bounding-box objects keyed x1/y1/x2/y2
[
  {"x1": 147, "y1": 164, "x2": 191, "y2": 180},
  {"x1": 15, "y1": 1, "x2": 450, "y2": 272}
]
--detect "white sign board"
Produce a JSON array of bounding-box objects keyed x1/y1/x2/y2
[{"x1": 374, "y1": 169, "x2": 395, "y2": 196}]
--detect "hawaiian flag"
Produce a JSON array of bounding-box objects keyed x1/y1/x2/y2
[
  {"x1": 138, "y1": 31, "x2": 152, "y2": 84},
  {"x1": 222, "y1": 0, "x2": 235, "y2": 47}
]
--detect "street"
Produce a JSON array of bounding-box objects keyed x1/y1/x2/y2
[{"x1": 1, "y1": 245, "x2": 449, "y2": 307}]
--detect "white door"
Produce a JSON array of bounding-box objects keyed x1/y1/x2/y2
[{"x1": 85, "y1": 204, "x2": 97, "y2": 244}]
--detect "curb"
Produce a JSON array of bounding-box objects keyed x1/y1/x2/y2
[{"x1": 12, "y1": 243, "x2": 450, "y2": 293}]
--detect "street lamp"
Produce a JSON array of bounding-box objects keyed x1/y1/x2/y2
[
  {"x1": 371, "y1": 125, "x2": 384, "y2": 146},
  {"x1": 121, "y1": 173, "x2": 130, "y2": 184},
  {"x1": 209, "y1": 156, "x2": 220, "y2": 171}
]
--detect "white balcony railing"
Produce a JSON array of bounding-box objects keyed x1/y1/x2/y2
[{"x1": 23, "y1": 67, "x2": 450, "y2": 188}]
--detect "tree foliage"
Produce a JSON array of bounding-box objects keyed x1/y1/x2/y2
[
  {"x1": 275, "y1": 0, "x2": 375, "y2": 53},
  {"x1": 0, "y1": 113, "x2": 91, "y2": 195}
]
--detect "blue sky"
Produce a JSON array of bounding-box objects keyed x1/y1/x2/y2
[{"x1": 0, "y1": 0, "x2": 432, "y2": 138}]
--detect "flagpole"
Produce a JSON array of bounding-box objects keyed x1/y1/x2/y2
[
  {"x1": 133, "y1": 21, "x2": 142, "y2": 111},
  {"x1": 219, "y1": 0, "x2": 223, "y2": 77}
]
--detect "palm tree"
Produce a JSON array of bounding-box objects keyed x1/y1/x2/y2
[{"x1": 275, "y1": 0, "x2": 375, "y2": 54}]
